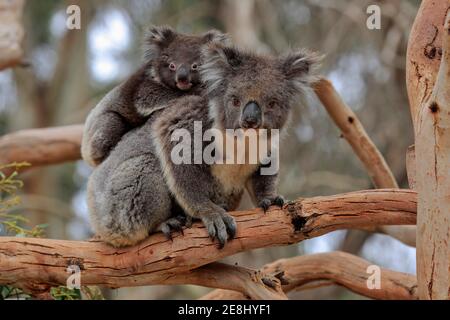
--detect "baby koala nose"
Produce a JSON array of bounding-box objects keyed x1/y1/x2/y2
[
  {"x1": 176, "y1": 65, "x2": 190, "y2": 83},
  {"x1": 241, "y1": 101, "x2": 262, "y2": 129}
]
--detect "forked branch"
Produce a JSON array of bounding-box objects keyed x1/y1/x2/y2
[{"x1": 202, "y1": 251, "x2": 419, "y2": 300}]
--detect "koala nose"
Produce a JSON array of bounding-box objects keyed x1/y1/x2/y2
[
  {"x1": 241, "y1": 101, "x2": 262, "y2": 129},
  {"x1": 176, "y1": 65, "x2": 190, "y2": 83}
]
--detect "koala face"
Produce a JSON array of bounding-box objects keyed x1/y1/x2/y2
[
  {"x1": 157, "y1": 41, "x2": 202, "y2": 91},
  {"x1": 144, "y1": 26, "x2": 230, "y2": 91},
  {"x1": 201, "y1": 44, "x2": 321, "y2": 131}
]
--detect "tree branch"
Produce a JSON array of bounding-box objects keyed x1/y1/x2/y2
[
  {"x1": 166, "y1": 262, "x2": 287, "y2": 300},
  {"x1": 313, "y1": 78, "x2": 417, "y2": 247},
  {"x1": 0, "y1": 125, "x2": 83, "y2": 169},
  {"x1": 313, "y1": 77, "x2": 398, "y2": 189},
  {"x1": 0, "y1": 189, "x2": 416, "y2": 294},
  {"x1": 201, "y1": 251, "x2": 419, "y2": 300}
]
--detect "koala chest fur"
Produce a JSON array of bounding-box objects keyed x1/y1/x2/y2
[{"x1": 211, "y1": 163, "x2": 259, "y2": 195}]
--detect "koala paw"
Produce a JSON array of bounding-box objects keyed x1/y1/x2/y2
[
  {"x1": 89, "y1": 134, "x2": 114, "y2": 164},
  {"x1": 201, "y1": 212, "x2": 236, "y2": 249},
  {"x1": 258, "y1": 195, "x2": 285, "y2": 213},
  {"x1": 158, "y1": 215, "x2": 188, "y2": 240}
]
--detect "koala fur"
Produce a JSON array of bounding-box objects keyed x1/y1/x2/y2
[
  {"x1": 81, "y1": 26, "x2": 230, "y2": 167},
  {"x1": 87, "y1": 42, "x2": 321, "y2": 248}
]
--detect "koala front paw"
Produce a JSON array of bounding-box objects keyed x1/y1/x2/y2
[
  {"x1": 258, "y1": 195, "x2": 285, "y2": 213},
  {"x1": 201, "y1": 212, "x2": 236, "y2": 249}
]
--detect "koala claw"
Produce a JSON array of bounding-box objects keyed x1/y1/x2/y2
[
  {"x1": 273, "y1": 196, "x2": 285, "y2": 208},
  {"x1": 158, "y1": 215, "x2": 187, "y2": 240},
  {"x1": 259, "y1": 199, "x2": 272, "y2": 213},
  {"x1": 259, "y1": 195, "x2": 285, "y2": 213},
  {"x1": 201, "y1": 212, "x2": 236, "y2": 249}
]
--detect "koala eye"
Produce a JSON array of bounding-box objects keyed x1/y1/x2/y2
[
  {"x1": 232, "y1": 97, "x2": 241, "y2": 108},
  {"x1": 268, "y1": 100, "x2": 277, "y2": 109},
  {"x1": 169, "y1": 63, "x2": 176, "y2": 71},
  {"x1": 191, "y1": 63, "x2": 199, "y2": 71}
]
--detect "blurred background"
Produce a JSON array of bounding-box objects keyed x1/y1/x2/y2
[{"x1": 0, "y1": 0, "x2": 420, "y2": 299}]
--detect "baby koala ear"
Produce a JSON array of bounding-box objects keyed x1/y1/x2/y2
[
  {"x1": 200, "y1": 43, "x2": 243, "y2": 94},
  {"x1": 143, "y1": 25, "x2": 176, "y2": 61},
  {"x1": 146, "y1": 25, "x2": 176, "y2": 45},
  {"x1": 202, "y1": 29, "x2": 231, "y2": 46},
  {"x1": 279, "y1": 49, "x2": 323, "y2": 90}
]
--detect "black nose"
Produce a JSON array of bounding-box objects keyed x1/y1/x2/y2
[
  {"x1": 176, "y1": 65, "x2": 190, "y2": 83},
  {"x1": 241, "y1": 101, "x2": 262, "y2": 129}
]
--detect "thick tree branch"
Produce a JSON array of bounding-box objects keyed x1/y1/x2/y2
[
  {"x1": 0, "y1": 189, "x2": 416, "y2": 294},
  {"x1": 201, "y1": 251, "x2": 419, "y2": 300}
]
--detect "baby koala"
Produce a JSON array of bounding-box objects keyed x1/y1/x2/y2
[{"x1": 81, "y1": 26, "x2": 229, "y2": 167}]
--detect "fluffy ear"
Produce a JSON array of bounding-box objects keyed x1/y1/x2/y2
[
  {"x1": 143, "y1": 25, "x2": 176, "y2": 61},
  {"x1": 200, "y1": 43, "x2": 243, "y2": 94},
  {"x1": 202, "y1": 29, "x2": 231, "y2": 46},
  {"x1": 279, "y1": 49, "x2": 323, "y2": 89}
]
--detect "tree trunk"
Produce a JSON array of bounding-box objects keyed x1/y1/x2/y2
[{"x1": 407, "y1": 1, "x2": 450, "y2": 300}]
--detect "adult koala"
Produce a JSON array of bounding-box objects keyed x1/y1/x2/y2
[{"x1": 87, "y1": 42, "x2": 321, "y2": 248}]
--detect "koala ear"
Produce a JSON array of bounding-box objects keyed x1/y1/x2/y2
[
  {"x1": 202, "y1": 29, "x2": 231, "y2": 46},
  {"x1": 200, "y1": 43, "x2": 243, "y2": 94},
  {"x1": 279, "y1": 49, "x2": 323, "y2": 89},
  {"x1": 143, "y1": 25, "x2": 176, "y2": 61}
]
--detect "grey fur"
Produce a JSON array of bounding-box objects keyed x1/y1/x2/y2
[{"x1": 87, "y1": 43, "x2": 321, "y2": 248}]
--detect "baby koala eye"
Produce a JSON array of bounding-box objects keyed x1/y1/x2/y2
[
  {"x1": 191, "y1": 63, "x2": 198, "y2": 71},
  {"x1": 169, "y1": 63, "x2": 176, "y2": 71},
  {"x1": 232, "y1": 97, "x2": 241, "y2": 108}
]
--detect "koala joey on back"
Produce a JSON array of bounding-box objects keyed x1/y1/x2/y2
[
  {"x1": 87, "y1": 42, "x2": 321, "y2": 248},
  {"x1": 81, "y1": 26, "x2": 230, "y2": 167}
]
